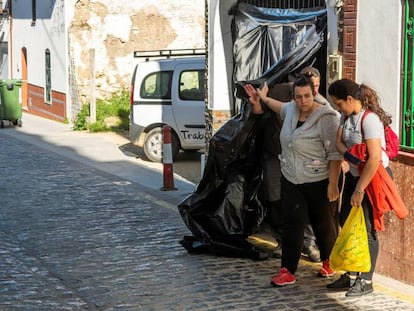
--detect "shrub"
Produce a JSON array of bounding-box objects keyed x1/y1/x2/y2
[
  {"x1": 73, "y1": 104, "x2": 90, "y2": 131},
  {"x1": 73, "y1": 90, "x2": 130, "y2": 133}
]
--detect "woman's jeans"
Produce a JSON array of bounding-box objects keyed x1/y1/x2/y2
[{"x1": 280, "y1": 176, "x2": 338, "y2": 274}]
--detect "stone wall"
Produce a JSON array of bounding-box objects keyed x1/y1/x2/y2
[
  {"x1": 69, "y1": 0, "x2": 205, "y2": 102},
  {"x1": 377, "y1": 158, "x2": 414, "y2": 285}
]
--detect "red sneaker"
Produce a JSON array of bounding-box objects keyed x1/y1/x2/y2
[
  {"x1": 318, "y1": 259, "x2": 335, "y2": 277},
  {"x1": 270, "y1": 268, "x2": 296, "y2": 286}
]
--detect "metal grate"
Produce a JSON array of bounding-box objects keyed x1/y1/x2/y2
[
  {"x1": 237, "y1": 0, "x2": 325, "y2": 9},
  {"x1": 402, "y1": 0, "x2": 414, "y2": 150}
]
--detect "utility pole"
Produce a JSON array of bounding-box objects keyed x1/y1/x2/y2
[{"x1": 89, "y1": 48, "x2": 96, "y2": 124}]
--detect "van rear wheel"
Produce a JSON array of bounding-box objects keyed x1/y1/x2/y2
[{"x1": 143, "y1": 127, "x2": 180, "y2": 163}]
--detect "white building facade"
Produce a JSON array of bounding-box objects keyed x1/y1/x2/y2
[{"x1": 0, "y1": 0, "x2": 205, "y2": 122}]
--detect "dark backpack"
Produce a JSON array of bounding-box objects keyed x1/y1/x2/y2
[{"x1": 361, "y1": 110, "x2": 399, "y2": 159}]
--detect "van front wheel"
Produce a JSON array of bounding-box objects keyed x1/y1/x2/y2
[{"x1": 143, "y1": 127, "x2": 180, "y2": 163}]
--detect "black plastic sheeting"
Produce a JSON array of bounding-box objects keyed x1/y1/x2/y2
[
  {"x1": 232, "y1": 3, "x2": 327, "y2": 97},
  {"x1": 178, "y1": 3, "x2": 327, "y2": 259},
  {"x1": 178, "y1": 101, "x2": 266, "y2": 259}
]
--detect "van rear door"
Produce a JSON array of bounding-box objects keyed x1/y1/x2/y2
[
  {"x1": 130, "y1": 61, "x2": 176, "y2": 144},
  {"x1": 171, "y1": 61, "x2": 206, "y2": 149}
]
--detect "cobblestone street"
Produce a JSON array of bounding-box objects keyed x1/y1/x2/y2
[{"x1": 0, "y1": 115, "x2": 413, "y2": 310}]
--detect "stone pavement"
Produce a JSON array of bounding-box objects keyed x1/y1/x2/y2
[{"x1": 0, "y1": 113, "x2": 413, "y2": 311}]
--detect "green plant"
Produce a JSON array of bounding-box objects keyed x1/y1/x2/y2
[
  {"x1": 73, "y1": 104, "x2": 90, "y2": 131},
  {"x1": 73, "y1": 90, "x2": 130, "y2": 133}
]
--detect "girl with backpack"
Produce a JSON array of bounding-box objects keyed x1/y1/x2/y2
[{"x1": 327, "y1": 78, "x2": 395, "y2": 297}]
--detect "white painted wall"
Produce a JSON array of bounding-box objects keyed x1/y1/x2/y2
[
  {"x1": 0, "y1": 9, "x2": 10, "y2": 79},
  {"x1": 326, "y1": 0, "x2": 339, "y2": 55},
  {"x1": 356, "y1": 0, "x2": 403, "y2": 130},
  {"x1": 9, "y1": 0, "x2": 205, "y2": 120},
  {"x1": 66, "y1": 0, "x2": 205, "y2": 100},
  {"x1": 207, "y1": 0, "x2": 237, "y2": 111},
  {"x1": 11, "y1": 0, "x2": 67, "y2": 92}
]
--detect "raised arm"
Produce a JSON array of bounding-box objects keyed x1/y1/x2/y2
[
  {"x1": 244, "y1": 82, "x2": 285, "y2": 114},
  {"x1": 244, "y1": 83, "x2": 264, "y2": 114},
  {"x1": 257, "y1": 82, "x2": 285, "y2": 114}
]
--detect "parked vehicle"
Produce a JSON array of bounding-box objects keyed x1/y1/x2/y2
[{"x1": 129, "y1": 50, "x2": 206, "y2": 162}]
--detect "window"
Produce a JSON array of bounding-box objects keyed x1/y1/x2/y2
[
  {"x1": 179, "y1": 70, "x2": 205, "y2": 101},
  {"x1": 402, "y1": 0, "x2": 414, "y2": 151},
  {"x1": 140, "y1": 71, "x2": 172, "y2": 99},
  {"x1": 45, "y1": 49, "x2": 51, "y2": 104}
]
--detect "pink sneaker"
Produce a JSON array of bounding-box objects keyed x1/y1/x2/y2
[
  {"x1": 270, "y1": 268, "x2": 296, "y2": 286},
  {"x1": 318, "y1": 259, "x2": 335, "y2": 277}
]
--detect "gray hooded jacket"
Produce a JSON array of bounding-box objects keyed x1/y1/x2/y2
[{"x1": 279, "y1": 101, "x2": 342, "y2": 185}]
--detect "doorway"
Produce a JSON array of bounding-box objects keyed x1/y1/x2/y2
[{"x1": 21, "y1": 47, "x2": 28, "y2": 110}]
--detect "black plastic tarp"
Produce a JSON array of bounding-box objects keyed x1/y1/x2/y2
[
  {"x1": 178, "y1": 100, "x2": 266, "y2": 259},
  {"x1": 232, "y1": 3, "x2": 327, "y2": 97},
  {"x1": 178, "y1": 3, "x2": 327, "y2": 259}
]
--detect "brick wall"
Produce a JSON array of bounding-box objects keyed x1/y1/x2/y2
[
  {"x1": 377, "y1": 159, "x2": 414, "y2": 285},
  {"x1": 27, "y1": 84, "x2": 66, "y2": 122},
  {"x1": 342, "y1": 0, "x2": 357, "y2": 80}
]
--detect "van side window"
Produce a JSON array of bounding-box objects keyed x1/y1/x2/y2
[
  {"x1": 140, "y1": 71, "x2": 173, "y2": 99},
  {"x1": 179, "y1": 70, "x2": 205, "y2": 101}
]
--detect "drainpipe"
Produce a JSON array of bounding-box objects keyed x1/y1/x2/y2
[{"x1": 8, "y1": 1, "x2": 13, "y2": 79}]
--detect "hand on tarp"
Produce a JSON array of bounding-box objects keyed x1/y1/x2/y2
[
  {"x1": 344, "y1": 150, "x2": 363, "y2": 166},
  {"x1": 244, "y1": 84, "x2": 260, "y2": 105},
  {"x1": 244, "y1": 83, "x2": 265, "y2": 114}
]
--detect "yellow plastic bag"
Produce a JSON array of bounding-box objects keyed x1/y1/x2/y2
[{"x1": 329, "y1": 206, "x2": 371, "y2": 272}]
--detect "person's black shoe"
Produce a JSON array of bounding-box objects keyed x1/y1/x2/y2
[
  {"x1": 345, "y1": 277, "x2": 373, "y2": 297},
  {"x1": 327, "y1": 273, "x2": 352, "y2": 290},
  {"x1": 302, "y1": 243, "x2": 321, "y2": 262}
]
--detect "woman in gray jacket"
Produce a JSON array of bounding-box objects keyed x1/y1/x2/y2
[{"x1": 245, "y1": 75, "x2": 343, "y2": 286}]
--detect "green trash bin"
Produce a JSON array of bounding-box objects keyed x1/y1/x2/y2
[{"x1": 0, "y1": 79, "x2": 22, "y2": 127}]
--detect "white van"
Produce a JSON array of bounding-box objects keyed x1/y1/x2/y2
[{"x1": 129, "y1": 54, "x2": 206, "y2": 162}]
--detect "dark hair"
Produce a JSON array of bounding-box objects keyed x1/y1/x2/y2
[
  {"x1": 299, "y1": 66, "x2": 321, "y2": 78},
  {"x1": 328, "y1": 79, "x2": 392, "y2": 126},
  {"x1": 292, "y1": 75, "x2": 315, "y2": 96}
]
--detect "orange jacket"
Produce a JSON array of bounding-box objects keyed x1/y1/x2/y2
[{"x1": 348, "y1": 143, "x2": 408, "y2": 231}]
